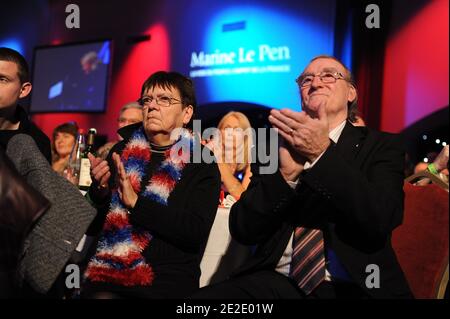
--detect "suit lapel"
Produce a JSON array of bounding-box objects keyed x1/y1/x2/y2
[{"x1": 334, "y1": 121, "x2": 368, "y2": 164}]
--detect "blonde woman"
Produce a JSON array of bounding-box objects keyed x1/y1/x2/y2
[{"x1": 210, "y1": 111, "x2": 253, "y2": 200}]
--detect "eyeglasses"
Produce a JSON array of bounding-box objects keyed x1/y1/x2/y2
[
  {"x1": 296, "y1": 71, "x2": 346, "y2": 88},
  {"x1": 138, "y1": 95, "x2": 182, "y2": 108}
]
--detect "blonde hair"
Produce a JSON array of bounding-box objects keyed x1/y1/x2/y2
[{"x1": 217, "y1": 111, "x2": 253, "y2": 172}]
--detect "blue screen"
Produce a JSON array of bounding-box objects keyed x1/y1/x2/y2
[
  {"x1": 30, "y1": 40, "x2": 111, "y2": 113},
  {"x1": 171, "y1": 0, "x2": 336, "y2": 111}
]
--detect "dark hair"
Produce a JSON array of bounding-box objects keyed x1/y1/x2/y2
[
  {"x1": 303, "y1": 55, "x2": 358, "y2": 123},
  {"x1": 0, "y1": 47, "x2": 30, "y2": 84},
  {"x1": 140, "y1": 71, "x2": 196, "y2": 128},
  {"x1": 52, "y1": 122, "x2": 79, "y2": 159}
]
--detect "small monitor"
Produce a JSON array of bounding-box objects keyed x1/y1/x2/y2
[{"x1": 30, "y1": 39, "x2": 112, "y2": 113}]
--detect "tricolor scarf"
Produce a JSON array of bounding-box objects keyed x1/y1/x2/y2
[{"x1": 85, "y1": 127, "x2": 193, "y2": 286}]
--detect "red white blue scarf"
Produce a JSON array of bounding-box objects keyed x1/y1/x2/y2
[{"x1": 85, "y1": 127, "x2": 192, "y2": 286}]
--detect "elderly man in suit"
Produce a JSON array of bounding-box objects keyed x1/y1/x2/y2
[{"x1": 193, "y1": 55, "x2": 412, "y2": 299}]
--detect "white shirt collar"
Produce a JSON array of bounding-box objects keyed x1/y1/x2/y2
[
  {"x1": 303, "y1": 120, "x2": 347, "y2": 170},
  {"x1": 329, "y1": 120, "x2": 347, "y2": 144}
]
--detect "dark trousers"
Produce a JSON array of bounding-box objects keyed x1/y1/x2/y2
[{"x1": 191, "y1": 270, "x2": 370, "y2": 299}]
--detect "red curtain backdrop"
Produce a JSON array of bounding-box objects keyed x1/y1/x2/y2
[{"x1": 381, "y1": 0, "x2": 449, "y2": 133}]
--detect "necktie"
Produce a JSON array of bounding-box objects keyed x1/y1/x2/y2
[{"x1": 290, "y1": 227, "x2": 326, "y2": 295}]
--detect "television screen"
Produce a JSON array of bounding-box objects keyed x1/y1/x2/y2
[{"x1": 30, "y1": 40, "x2": 111, "y2": 113}]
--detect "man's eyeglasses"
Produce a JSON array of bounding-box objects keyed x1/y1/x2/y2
[
  {"x1": 138, "y1": 95, "x2": 182, "y2": 108},
  {"x1": 296, "y1": 71, "x2": 346, "y2": 88}
]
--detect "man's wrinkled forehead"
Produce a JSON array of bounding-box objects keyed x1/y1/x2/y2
[{"x1": 302, "y1": 58, "x2": 347, "y2": 76}]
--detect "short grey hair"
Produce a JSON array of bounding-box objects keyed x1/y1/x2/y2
[{"x1": 119, "y1": 101, "x2": 143, "y2": 116}]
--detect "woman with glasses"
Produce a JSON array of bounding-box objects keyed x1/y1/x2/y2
[{"x1": 81, "y1": 71, "x2": 221, "y2": 298}]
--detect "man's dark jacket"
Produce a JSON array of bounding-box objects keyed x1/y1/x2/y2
[
  {"x1": 230, "y1": 122, "x2": 412, "y2": 298},
  {"x1": 0, "y1": 105, "x2": 51, "y2": 163}
]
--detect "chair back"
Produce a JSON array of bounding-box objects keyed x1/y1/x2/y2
[{"x1": 392, "y1": 173, "x2": 449, "y2": 298}]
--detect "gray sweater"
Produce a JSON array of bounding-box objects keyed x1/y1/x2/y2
[{"x1": 6, "y1": 134, "x2": 97, "y2": 294}]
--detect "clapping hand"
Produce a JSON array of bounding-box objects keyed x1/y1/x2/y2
[
  {"x1": 112, "y1": 152, "x2": 138, "y2": 209},
  {"x1": 269, "y1": 102, "x2": 330, "y2": 163},
  {"x1": 88, "y1": 152, "x2": 111, "y2": 197}
]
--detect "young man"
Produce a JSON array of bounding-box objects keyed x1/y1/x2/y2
[{"x1": 0, "y1": 47, "x2": 51, "y2": 162}]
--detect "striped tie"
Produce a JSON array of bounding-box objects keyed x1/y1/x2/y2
[{"x1": 290, "y1": 227, "x2": 326, "y2": 295}]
